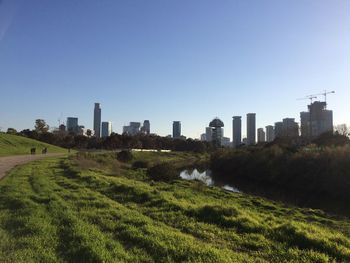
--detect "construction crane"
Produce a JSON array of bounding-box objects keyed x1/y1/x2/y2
[
  {"x1": 297, "y1": 95, "x2": 317, "y2": 104},
  {"x1": 313, "y1": 90, "x2": 335, "y2": 107}
]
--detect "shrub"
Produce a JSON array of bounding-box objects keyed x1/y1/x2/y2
[
  {"x1": 116, "y1": 150, "x2": 133, "y2": 162},
  {"x1": 132, "y1": 160, "x2": 149, "y2": 169},
  {"x1": 147, "y1": 162, "x2": 178, "y2": 182}
]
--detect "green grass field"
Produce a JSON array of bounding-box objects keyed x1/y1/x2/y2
[
  {"x1": 0, "y1": 152, "x2": 349, "y2": 262},
  {"x1": 0, "y1": 133, "x2": 66, "y2": 156}
]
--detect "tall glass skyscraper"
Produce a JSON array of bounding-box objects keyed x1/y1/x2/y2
[
  {"x1": 246, "y1": 113, "x2": 256, "y2": 146},
  {"x1": 232, "y1": 116, "x2": 242, "y2": 148},
  {"x1": 173, "y1": 121, "x2": 181, "y2": 138},
  {"x1": 93, "y1": 103, "x2": 101, "y2": 138}
]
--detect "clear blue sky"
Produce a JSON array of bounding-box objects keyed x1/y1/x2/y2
[{"x1": 1, "y1": 0, "x2": 349, "y2": 139}]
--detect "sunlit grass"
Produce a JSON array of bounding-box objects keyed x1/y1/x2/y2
[
  {"x1": 0, "y1": 153, "x2": 349, "y2": 262},
  {"x1": 0, "y1": 133, "x2": 66, "y2": 156}
]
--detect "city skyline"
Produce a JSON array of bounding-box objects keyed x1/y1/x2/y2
[{"x1": 1, "y1": 0, "x2": 349, "y2": 139}]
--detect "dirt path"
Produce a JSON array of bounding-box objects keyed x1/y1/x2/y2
[{"x1": 0, "y1": 153, "x2": 65, "y2": 180}]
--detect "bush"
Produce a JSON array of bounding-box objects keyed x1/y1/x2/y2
[
  {"x1": 147, "y1": 162, "x2": 178, "y2": 182},
  {"x1": 116, "y1": 150, "x2": 133, "y2": 162},
  {"x1": 132, "y1": 160, "x2": 149, "y2": 169}
]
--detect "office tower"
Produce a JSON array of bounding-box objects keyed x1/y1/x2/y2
[
  {"x1": 265, "y1": 125, "x2": 275, "y2": 142},
  {"x1": 282, "y1": 118, "x2": 299, "y2": 137},
  {"x1": 205, "y1": 127, "x2": 213, "y2": 142},
  {"x1": 209, "y1": 118, "x2": 224, "y2": 147},
  {"x1": 59, "y1": 124, "x2": 66, "y2": 132},
  {"x1": 141, "y1": 120, "x2": 150, "y2": 135},
  {"x1": 93, "y1": 103, "x2": 101, "y2": 138},
  {"x1": 101, "y1": 121, "x2": 112, "y2": 137},
  {"x1": 232, "y1": 116, "x2": 242, "y2": 148},
  {"x1": 173, "y1": 121, "x2": 181, "y2": 138},
  {"x1": 123, "y1": 122, "x2": 141, "y2": 136},
  {"x1": 200, "y1": 133, "x2": 206, "y2": 141},
  {"x1": 275, "y1": 118, "x2": 299, "y2": 138},
  {"x1": 300, "y1": 101, "x2": 333, "y2": 138},
  {"x1": 274, "y1": 122, "x2": 283, "y2": 138},
  {"x1": 257, "y1": 128, "x2": 266, "y2": 143},
  {"x1": 246, "y1": 113, "x2": 256, "y2": 146},
  {"x1": 66, "y1": 117, "x2": 79, "y2": 133},
  {"x1": 221, "y1": 137, "x2": 231, "y2": 147}
]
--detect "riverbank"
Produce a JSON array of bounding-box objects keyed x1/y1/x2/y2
[
  {"x1": 1, "y1": 151, "x2": 349, "y2": 262},
  {"x1": 210, "y1": 146, "x2": 350, "y2": 217}
]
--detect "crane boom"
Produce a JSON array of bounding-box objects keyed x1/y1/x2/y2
[{"x1": 297, "y1": 95, "x2": 317, "y2": 104}]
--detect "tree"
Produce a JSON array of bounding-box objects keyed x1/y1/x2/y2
[
  {"x1": 6, "y1": 128, "x2": 17, "y2": 135},
  {"x1": 35, "y1": 119, "x2": 49, "y2": 133},
  {"x1": 335, "y1": 124, "x2": 349, "y2": 137}
]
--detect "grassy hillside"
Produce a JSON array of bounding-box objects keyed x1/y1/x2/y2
[
  {"x1": 0, "y1": 133, "x2": 66, "y2": 156},
  {"x1": 0, "y1": 152, "x2": 349, "y2": 262}
]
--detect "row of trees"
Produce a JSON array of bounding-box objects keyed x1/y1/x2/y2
[
  {"x1": 12, "y1": 128, "x2": 213, "y2": 153},
  {"x1": 210, "y1": 142, "x2": 350, "y2": 216}
]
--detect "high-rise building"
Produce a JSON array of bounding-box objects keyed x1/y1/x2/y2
[
  {"x1": 205, "y1": 127, "x2": 213, "y2": 142},
  {"x1": 59, "y1": 124, "x2": 66, "y2": 132},
  {"x1": 101, "y1": 121, "x2": 112, "y2": 137},
  {"x1": 123, "y1": 122, "x2": 141, "y2": 135},
  {"x1": 282, "y1": 118, "x2": 299, "y2": 137},
  {"x1": 265, "y1": 125, "x2": 275, "y2": 142},
  {"x1": 221, "y1": 137, "x2": 231, "y2": 147},
  {"x1": 274, "y1": 122, "x2": 283, "y2": 138},
  {"x1": 200, "y1": 133, "x2": 206, "y2": 141},
  {"x1": 257, "y1": 128, "x2": 266, "y2": 143},
  {"x1": 300, "y1": 101, "x2": 333, "y2": 138},
  {"x1": 232, "y1": 116, "x2": 242, "y2": 148},
  {"x1": 274, "y1": 119, "x2": 299, "y2": 138},
  {"x1": 93, "y1": 103, "x2": 101, "y2": 138},
  {"x1": 209, "y1": 118, "x2": 224, "y2": 147},
  {"x1": 173, "y1": 121, "x2": 181, "y2": 138},
  {"x1": 246, "y1": 113, "x2": 256, "y2": 146},
  {"x1": 66, "y1": 117, "x2": 79, "y2": 133},
  {"x1": 141, "y1": 120, "x2": 150, "y2": 135}
]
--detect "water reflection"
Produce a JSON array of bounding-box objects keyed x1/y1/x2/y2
[
  {"x1": 180, "y1": 169, "x2": 213, "y2": 186},
  {"x1": 179, "y1": 169, "x2": 240, "y2": 193}
]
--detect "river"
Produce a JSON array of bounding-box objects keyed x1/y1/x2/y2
[{"x1": 179, "y1": 169, "x2": 240, "y2": 193}]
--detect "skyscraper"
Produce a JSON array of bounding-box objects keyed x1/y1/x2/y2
[
  {"x1": 205, "y1": 127, "x2": 213, "y2": 142},
  {"x1": 66, "y1": 117, "x2": 79, "y2": 134},
  {"x1": 101, "y1": 121, "x2": 112, "y2": 137},
  {"x1": 300, "y1": 101, "x2": 333, "y2": 138},
  {"x1": 93, "y1": 103, "x2": 101, "y2": 138},
  {"x1": 257, "y1": 128, "x2": 266, "y2": 143},
  {"x1": 209, "y1": 118, "x2": 224, "y2": 147},
  {"x1": 123, "y1": 122, "x2": 141, "y2": 135},
  {"x1": 246, "y1": 113, "x2": 256, "y2": 146},
  {"x1": 232, "y1": 116, "x2": 242, "y2": 148},
  {"x1": 274, "y1": 122, "x2": 283, "y2": 138},
  {"x1": 282, "y1": 118, "x2": 299, "y2": 137},
  {"x1": 173, "y1": 121, "x2": 181, "y2": 138},
  {"x1": 141, "y1": 120, "x2": 150, "y2": 135},
  {"x1": 266, "y1": 125, "x2": 275, "y2": 142}
]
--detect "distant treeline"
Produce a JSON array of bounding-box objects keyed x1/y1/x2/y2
[
  {"x1": 16, "y1": 129, "x2": 214, "y2": 152},
  {"x1": 210, "y1": 136, "x2": 350, "y2": 216}
]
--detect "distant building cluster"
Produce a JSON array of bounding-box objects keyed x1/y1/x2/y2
[
  {"x1": 123, "y1": 120, "x2": 150, "y2": 136},
  {"x1": 197, "y1": 99, "x2": 333, "y2": 148},
  {"x1": 55, "y1": 102, "x2": 113, "y2": 138},
  {"x1": 52, "y1": 97, "x2": 334, "y2": 146}
]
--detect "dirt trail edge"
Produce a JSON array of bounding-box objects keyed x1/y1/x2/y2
[{"x1": 0, "y1": 153, "x2": 65, "y2": 180}]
